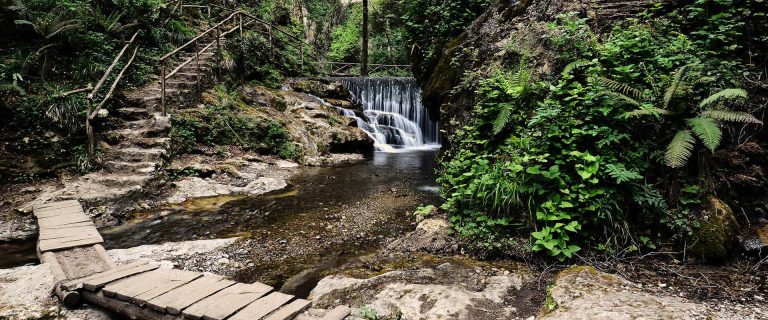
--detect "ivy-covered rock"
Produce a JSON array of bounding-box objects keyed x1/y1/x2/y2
[{"x1": 689, "y1": 197, "x2": 740, "y2": 263}]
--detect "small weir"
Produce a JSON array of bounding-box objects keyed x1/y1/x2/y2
[{"x1": 329, "y1": 77, "x2": 440, "y2": 152}]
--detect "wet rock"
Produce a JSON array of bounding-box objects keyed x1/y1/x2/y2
[
  {"x1": 386, "y1": 218, "x2": 458, "y2": 254},
  {"x1": 167, "y1": 176, "x2": 287, "y2": 204},
  {"x1": 688, "y1": 196, "x2": 740, "y2": 262},
  {"x1": 108, "y1": 238, "x2": 239, "y2": 265},
  {"x1": 309, "y1": 263, "x2": 530, "y2": 319},
  {"x1": 288, "y1": 79, "x2": 353, "y2": 101}
]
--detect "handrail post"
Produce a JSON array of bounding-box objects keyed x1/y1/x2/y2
[
  {"x1": 86, "y1": 96, "x2": 95, "y2": 160},
  {"x1": 268, "y1": 25, "x2": 273, "y2": 57},
  {"x1": 160, "y1": 59, "x2": 167, "y2": 115},
  {"x1": 215, "y1": 26, "x2": 221, "y2": 79},
  {"x1": 195, "y1": 39, "x2": 201, "y2": 99},
  {"x1": 300, "y1": 42, "x2": 304, "y2": 69}
]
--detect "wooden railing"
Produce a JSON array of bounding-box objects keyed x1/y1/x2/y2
[
  {"x1": 60, "y1": 31, "x2": 141, "y2": 159},
  {"x1": 313, "y1": 61, "x2": 412, "y2": 76},
  {"x1": 158, "y1": 10, "x2": 322, "y2": 114}
]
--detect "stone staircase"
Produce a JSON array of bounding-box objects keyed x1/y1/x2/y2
[{"x1": 26, "y1": 34, "x2": 223, "y2": 218}]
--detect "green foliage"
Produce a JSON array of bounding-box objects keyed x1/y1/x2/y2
[
  {"x1": 327, "y1": 4, "x2": 362, "y2": 62},
  {"x1": 605, "y1": 66, "x2": 761, "y2": 168},
  {"x1": 413, "y1": 204, "x2": 436, "y2": 217},
  {"x1": 438, "y1": 5, "x2": 766, "y2": 259}
]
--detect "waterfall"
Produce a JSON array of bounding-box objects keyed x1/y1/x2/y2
[{"x1": 329, "y1": 77, "x2": 440, "y2": 152}]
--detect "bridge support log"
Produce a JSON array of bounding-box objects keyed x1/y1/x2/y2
[{"x1": 39, "y1": 251, "x2": 81, "y2": 307}]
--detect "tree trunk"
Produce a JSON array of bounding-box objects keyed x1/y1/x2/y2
[{"x1": 361, "y1": 0, "x2": 369, "y2": 76}]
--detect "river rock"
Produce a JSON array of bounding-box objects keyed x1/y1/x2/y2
[
  {"x1": 167, "y1": 176, "x2": 287, "y2": 204},
  {"x1": 287, "y1": 79, "x2": 353, "y2": 101},
  {"x1": 309, "y1": 262, "x2": 529, "y2": 319},
  {"x1": 386, "y1": 218, "x2": 458, "y2": 254},
  {"x1": 688, "y1": 196, "x2": 740, "y2": 262}
]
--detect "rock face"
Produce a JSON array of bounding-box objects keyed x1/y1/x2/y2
[
  {"x1": 542, "y1": 266, "x2": 766, "y2": 320},
  {"x1": 689, "y1": 196, "x2": 740, "y2": 262},
  {"x1": 239, "y1": 84, "x2": 373, "y2": 162},
  {"x1": 309, "y1": 262, "x2": 531, "y2": 320}
]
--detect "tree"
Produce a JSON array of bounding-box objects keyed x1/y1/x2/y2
[{"x1": 601, "y1": 65, "x2": 762, "y2": 168}]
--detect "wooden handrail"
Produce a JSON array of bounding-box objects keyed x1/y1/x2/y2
[
  {"x1": 160, "y1": 11, "x2": 240, "y2": 61},
  {"x1": 84, "y1": 31, "x2": 142, "y2": 159},
  {"x1": 88, "y1": 31, "x2": 140, "y2": 100}
]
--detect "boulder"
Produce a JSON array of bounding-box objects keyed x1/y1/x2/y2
[
  {"x1": 386, "y1": 218, "x2": 458, "y2": 254},
  {"x1": 309, "y1": 262, "x2": 529, "y2": 320},
  {"x1": 739, "y1": 224, "x2": 768, "y2": 256},
  {"x1": 688, "y1": 196, "x2": 740, "y2": 262},
  {"x1": 288, "y1": 79, "x2": 352, "y2": 101},
  {"x1": 542, "y1": 266, "x2": 709, "y2": 320}
]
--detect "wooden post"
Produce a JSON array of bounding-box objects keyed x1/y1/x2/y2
[
  {"x1": 195, "y1": 39, "x2": 201, "y2": 98},
  {"x1": 215, "y1": 27, "x2": 221, "y2": 79},
  {"x1": 160, "y1": 59, "x2": 167, "y2": 115},
  {"x1": 39, "y1": 251, "x2": 80, "y2": 307},
  {"x1": 268, "y1": 25, "x2": 273, "y2": 57},
  {"x1": 86, "y1": 97, "x2": 95, "y2": 160},
  {"x1": 361, "y1": 0, "x2": 369, "y2": 76}
]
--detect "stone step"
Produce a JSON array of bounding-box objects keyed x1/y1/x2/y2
[
  {"x1": 81, "y1": 172, "x2": 152, "y2": 188},
  {"x1": 104, "y1": 161, "x2": 158, "y2": 174},
  {"x1": 122, "y1": 137, "x2": 171, "y2": 149},
  {"x1": 108, "y1": 147, "x2": 167, "y2": 162},
  {"x1": 116, "y1": 107, "x2": 150, "y2": 121}
]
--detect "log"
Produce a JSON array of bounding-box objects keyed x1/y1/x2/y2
[{"x1": 39, "y1": 251, "x2": 81, "y2": 307}]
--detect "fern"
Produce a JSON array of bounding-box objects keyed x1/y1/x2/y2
[
  {"x1": 493, "y1": 103, "x2": 513, "y2": 134},
  {"x1": 662, "y1": 65, "x2": 689, "y2": 110},
  {"x1": 0, "y1": 82, "x2": 25, "y2": 95},
  {"x1": 700, "y1": 110, "x2": 762, "y2": 124},
  {"x1": 562, "y1": 60, "x2": 591, "y2": 75},
  {"x1": 603, "y1": 91, "x2": 642, "y2": 108},
  {"x1": 687, "y1": 117, "x2": 722, "y2": 152},
  {"x1": 621, "y1": 106, "x2": 670, "y2": 118},
  {"x1": 698, "y1": 88, "x2": 747, "y2": 108},
  {"x1": 595, "y1": 77, "x2": 644, "y2": 100},
  {"x1": 665, "y1": 130, "x2": 696, "y2": 168}
]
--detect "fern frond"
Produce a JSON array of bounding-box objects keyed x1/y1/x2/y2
[
  {"x1": 698, "y1": 88, "x2": 747, "y2": 108},
  {"x1": 687, "y1": 117, "x2": 722, "y2": 152},
  {"x1": 700, "y1": 110, "x2": 762, "y2": 124},
  {"x1": 562, "y1": 60, "x2": 591, "y2": 75},
  {"x1": 665, "y1": 129, "x2": 696, "y2": 168},
  {"x1": 493, "y1": 103, "x2": 513, "y2": 135},
  {"x1": 595, "y1": 77, "x2": 644, "y2": 100},
  {"x1": 604, "y1": 91, "x2": 643, "y2": 108},
  {"x1": 621, "y1": 106, "x2": 670, "y2": 118},
  {"x1": 0, "y1": 83, "x2": 26, "y2": 95},
  {"x1": 663, "y1": 65, "x2": 690, "y2": 110}
]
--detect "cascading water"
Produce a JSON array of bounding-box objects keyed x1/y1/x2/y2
[{"x1": 329, "y1": 77, "x2": 440, "y2": 152}]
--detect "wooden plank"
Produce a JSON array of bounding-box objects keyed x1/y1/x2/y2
[
  {"x1": 147, "y1": 275, "x2": 236, "y2": 314},
  {"x1": 39, "y1": 228, "x2": 101, "y2": 240},
  {"x1": 93, "y1": 244, "x2": 117, "y2": 269},
  {"x1": 38, "y1": 215, "x2": 92, "y2": 228},
  {"x1": 105, "y1": 269, "x2": 202, "y2": 305},
  {"x1": 263, "y1": 299, "x2": 312, "y2": 320},
  {"x1": 102, "y1": 269, "x2": 179, "y2": 300},
  {"x1": 182, "y1": 282, "x2": 273, "y2": 320},
  {"x1": 229, "y1": 292, "x2": 294, "y2": 320},
  {"x1": 43, "y1": 221, "x2": 95, "y2": 230},
  {"x1": 62, "y1": 261, "x2": 158, "y2": 291},
  {"x1": 35, "y1": 206, "x2": 84, "y2": 218},
  {"x1": 39, "y1": 237, "x2": 104, "y2": 252},
  {"x1": 34, "y1": 201, "x2": 81, "y2": 211},
  {"x1": 34, "y1": 200, "x2": 80, "y2": 210},
  {"x1": 37, "y1": 212, "x2": 89, "y2": 222},
  {"x1": 81, "y1": 290, "x2": 174, "y2": 320}
]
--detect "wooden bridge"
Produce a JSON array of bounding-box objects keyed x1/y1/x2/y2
[{"x1": 34, "y1": 200, "x2": 350, "y2": 320}]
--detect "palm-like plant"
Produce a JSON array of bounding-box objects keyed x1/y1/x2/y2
[
  {"x1": 13, "y1": 7, "x2": 80, "y2": 79},
  {"x1": 601, "y1": 65, "x2": 762, "y2": 168}
]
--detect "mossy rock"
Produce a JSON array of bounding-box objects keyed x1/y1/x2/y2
[{"x1": 688, "y1": 196, "x2": 740, "y2": 263}]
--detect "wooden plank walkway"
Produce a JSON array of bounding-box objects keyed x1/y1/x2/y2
[{"x1": 33, "y1": 200, "x2": 348, "y2": 320}]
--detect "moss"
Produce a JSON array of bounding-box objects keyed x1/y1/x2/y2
[
  {"x1": 422, "y1": 33, "x2": 468, "y2": 112},
  {"x1": 688, "y1": 196, "x2": 740, "y2": 263}
]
